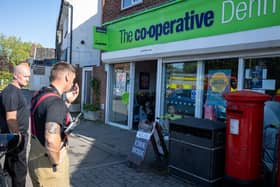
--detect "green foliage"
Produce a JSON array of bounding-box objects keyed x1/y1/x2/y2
[
  {"x1": 0, "y1": 34, "x2": 33, "y2": 65},
  {"x1": 91, "y1": 77, "x2": 101, "y2": 94},
  {"x1": 0, "y1": 70, "x2": 12, "y2": 79},
  {"x1": 91, "y1": 77, "x2": 101, "y2": 109},
  {"x1": 83, "y1": 77, "x2": 101, "y2": 111},
  {"x1": 0, "y1": 70, "x2": 12, "y2": 90},
  {"x1": 83, "y1": 103, "x2": 99, "y2": 112}
]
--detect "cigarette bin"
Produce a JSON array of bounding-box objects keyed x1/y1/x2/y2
[
  {"x1": 168, "y1": 117, "x2": 226, "y2": 187},
  {"x1": 223, "y1": 90, "x2": 270, "y2": 185}
]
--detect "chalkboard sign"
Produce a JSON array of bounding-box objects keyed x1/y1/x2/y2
[
  {"x1": 128, "y1": 122, "x2": 168, "y2": 166},
  {"x1": 128, "y1": 130, "x2": 152, "y2": 165}
]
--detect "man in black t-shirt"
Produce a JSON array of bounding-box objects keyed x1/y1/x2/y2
[
  {"x1": 28, "y1": 62, "x2": 79, "y2": 187},
  {"x1": 0, "y1": 62, "x2": 30, "y2": 187},
  {"x1": 30, "y1": 86, "x2": 69, "y2": 147}
]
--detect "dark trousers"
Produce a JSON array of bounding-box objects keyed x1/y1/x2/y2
[{"x1": 4, "y1": 133, "x2": 28, "y2": 187}]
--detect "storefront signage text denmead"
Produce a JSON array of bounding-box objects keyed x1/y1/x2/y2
[{"x1": 222, "y1": 0, "x2": 277, "y2": 23}]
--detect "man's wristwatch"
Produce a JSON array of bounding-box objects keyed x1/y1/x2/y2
[
  {"x1": 52, "y1": 164, "x2": 57, "y2": 172},
  {"x1": 62, "y1": 92, "x2": 71, "y2": 105},
  {"x1": 62, "y1": 93, "x2": 67, "y2": 102}
]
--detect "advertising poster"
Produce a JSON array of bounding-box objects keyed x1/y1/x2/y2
[
  {"x1": 115, "y1": 72, "x2": 127, "y2": 96},
  {"x1": 250, "y1": 66, "x2": 263, "y2": 89},
  {"x1": 205, "y1": 69, "x2": 231, "y2": 120}
]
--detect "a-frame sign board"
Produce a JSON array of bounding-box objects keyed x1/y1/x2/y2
[{"x1": 128, "y1": 122, "x2": 168, "y2": 166}]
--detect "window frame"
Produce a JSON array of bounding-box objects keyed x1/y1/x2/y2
[{"x1": 121, "y1": 0, "x2": 143, "y2": 10}]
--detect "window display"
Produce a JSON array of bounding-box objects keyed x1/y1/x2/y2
[
  {"x1": 163, "y1": 59, "x2": 238, "y2": 122},
  {"x1": 244, "y1": 57, "x2": 280, "y2": 96},
  {"x1": 204, "y1": 59, "x2": 238, "y2": 122},
  {"x1": 162, "y1": 57, "x2": 280, "y2": 124},
  {"x1": 164, "y1": 62, "x2": 197, "y2": 117}
]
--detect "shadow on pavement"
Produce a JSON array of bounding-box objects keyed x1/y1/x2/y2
[{"x1": 69, "y1": 119, "x2": 194, "y2": 187}]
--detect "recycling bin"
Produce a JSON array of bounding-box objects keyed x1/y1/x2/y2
[{"x1": 223, "y1": 90, "x2": 271, "y2": 185}]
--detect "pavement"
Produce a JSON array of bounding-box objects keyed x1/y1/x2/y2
[{"x1": 66, "y1": 119, "x2": 194, "y2": 187}]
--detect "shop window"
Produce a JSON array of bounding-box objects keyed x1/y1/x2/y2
[
  {"x1": 164, "y1": 62, "x2": 197, "y2": 119},
  {"x1": 121, "y1": 0, "x2": 142, "y2": 10},
  {"x1": 244, "y1": 57, "x2": 280, "y2": 97},
  {"x1": 204, "y1": 59, "x2": 238, "y2": 122},
  {"x1": 163, "y1": 59, "x2": 238, "y2": 122},
  {"x1": 109, "y1": 63, "x2": 130, "y2": 126}
]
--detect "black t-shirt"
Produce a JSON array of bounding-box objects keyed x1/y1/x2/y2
[
  {"x1": 0, "y1": 84, "x2": 29, "y2": 134},
  {"x1": 32, "y1": 86, "x2": 68, "y2": 146}
]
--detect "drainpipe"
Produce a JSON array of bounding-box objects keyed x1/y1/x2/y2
[
  {"x1": 64, "y1": 1, "x2": 73, "y2": 64},
  {"x1": 69, "y1": 4, "x2": 73, "y2": 64},
  {"x1": 56, "y1": 0, "x2": 64, "y2": 61}
]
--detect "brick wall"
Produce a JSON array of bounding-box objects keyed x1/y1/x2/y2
[{"x1": 103, "y1": 0, "x2": 171, "y2": 23}]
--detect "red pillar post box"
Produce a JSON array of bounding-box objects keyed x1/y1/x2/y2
[
  {"x1": 223, "y1": 90, "x2": 271, "y2": 185},
  {"x1": 275, "y1": 95, "x2": 280, "y2": 102}
]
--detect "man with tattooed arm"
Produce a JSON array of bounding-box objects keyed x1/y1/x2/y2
[{"x1": 28, "y1": 62, "x2": 79, "y2": 187}]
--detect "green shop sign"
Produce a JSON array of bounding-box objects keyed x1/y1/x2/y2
[{"x1": 93, "y1": 0, "x2": 280, "y2": 51}]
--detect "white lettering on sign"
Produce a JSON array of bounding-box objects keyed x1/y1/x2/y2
[
  {"x1": 132, "y1": 147, "x2": 145, "y2": 157},
  {"x1": 134, "y1": 139, "x2": 146, "y2": 149},
  {"x1": 222, "y1": 0, "x2": 277, "y2": 24},
  {"x1": 136, "y1": 130, "x2": 152, "y2": 140}
]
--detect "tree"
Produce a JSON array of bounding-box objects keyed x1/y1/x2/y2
[
  {"x1": 0, "y1": 34, "x2": 34, "y2": 65},
  {"x1": 0, "y1": 34, "x2": 41, "y2": 90}
]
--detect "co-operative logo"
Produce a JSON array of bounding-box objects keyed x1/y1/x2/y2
[{"x1": 119, "y1": 9, "x2": 215, "y2": 44}]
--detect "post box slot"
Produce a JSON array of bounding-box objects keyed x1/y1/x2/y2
[{"x1": 227, "y1": 109, "x2": 243, "y2": 116}]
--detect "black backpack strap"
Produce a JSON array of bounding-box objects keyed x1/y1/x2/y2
[{"x1": 30, "y1": 93, "x2": 60, "y2": 136}]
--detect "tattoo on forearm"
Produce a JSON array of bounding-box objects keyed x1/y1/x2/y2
[
  {"x1": 7, "y1": 119, "x2": 20, "y2": 133},
  {"x1": 46, "y1": 122, "x2": 59, "y2": 134}
]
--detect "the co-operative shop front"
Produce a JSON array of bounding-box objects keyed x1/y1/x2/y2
[{"x1": 93, "y1": 0, "x2": 280, "y2": 130}]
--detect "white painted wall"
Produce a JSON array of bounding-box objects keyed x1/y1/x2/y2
[
  {"x1": 61, "y1": 0, "x2": 102, "y2": 67},
  {"x1": 29, "y1": 66, "x2": 51, "y2": 91}
]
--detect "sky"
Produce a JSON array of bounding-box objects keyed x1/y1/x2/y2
[{"x1": 0, "y1": 0, "x2": 61, "y2": 48}]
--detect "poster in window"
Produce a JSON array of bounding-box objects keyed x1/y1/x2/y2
[
  {"x1": 139, "y1": 72, "x2": 150, "y2": 89},
  {"x1": 115, "y1": 72, "x2": 126, "y2": 96},
  {"x1": 250, "y1": 66, "x2": 263, "y2": 89},
  {"x1": 205, "y1": 69, "x2": 231, "y2": 120}
]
